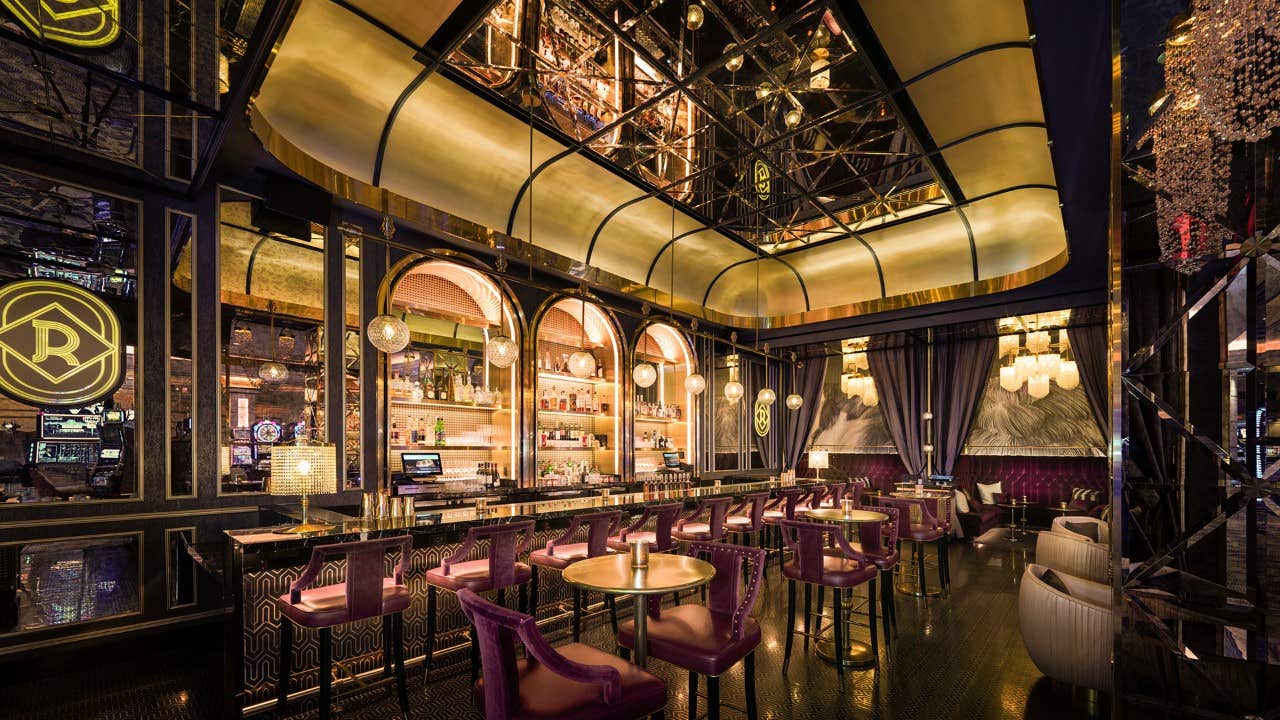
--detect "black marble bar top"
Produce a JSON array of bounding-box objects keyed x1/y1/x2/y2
[{"x1": 226, "y1": 478, "x2": 796, "y2": 558}]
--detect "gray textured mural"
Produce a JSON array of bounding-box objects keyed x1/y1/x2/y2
[
  {"x1": 808, "y1": 355, "x2": 895, "y2": 453},
  {"x1": 964, "y1": 371, "x2": 1105, "y2": 456}
]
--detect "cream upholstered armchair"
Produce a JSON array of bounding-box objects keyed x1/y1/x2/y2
[
  {"x1": 1052, "y1": 515, "x2": 1110, "y2": 545},
  {"x1": 1018, "y1": 563, "x2": 1113, "y2": 692},
  {"x1": 1035, "y1": 529, "x2": 1109, "y2": 583}
]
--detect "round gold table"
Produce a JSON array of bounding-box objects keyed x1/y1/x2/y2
[
  {"x1": 562, "y1": 553, "x2": 715, "y2": 667},
  {"x1": 802, "y1": 508, "x2": 889, "y2": 668}
]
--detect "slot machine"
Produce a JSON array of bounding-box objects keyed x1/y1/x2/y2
[
  {"x1": 89, "y1": 409, "x2": 128, "y2": 494},
  {"x1": 28, "y1": 410, "x2": 102, "y2": 498},
  {"x1": 250, "y1": 420, "x2": 283, "y2": 473}
]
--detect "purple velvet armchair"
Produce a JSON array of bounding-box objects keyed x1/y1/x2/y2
[
  {"x1": 608, "y1": 502, "x2": 683, "y2": 553},
  {"x1": 617, "y1": 542, "x2": 765, "y2": 720},
  {"x1": 458, "y1": 588, "x2": 668, "y2": 720},
  {"x1": 530, "y1": 510, "x2": 622, "y2": 640}
]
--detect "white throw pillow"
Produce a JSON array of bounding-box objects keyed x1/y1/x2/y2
[
  {"x1": 976, "y1": 481, "x2": 1002, "y2": 506},
  {"x1": 954, "y1": 489, "x2": 971, "y2": 514}
]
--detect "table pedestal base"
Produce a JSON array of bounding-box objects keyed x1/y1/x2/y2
[{"x1": 816, "y1": 637, "x2": 876, "y2": 668}]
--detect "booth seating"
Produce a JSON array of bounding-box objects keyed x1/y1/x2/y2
[
  {"x1": 276, "y1": 537, "x2": 413, "y2": 720},
  {"x1": 1053, "y1": 514, "x2": 1110, "y2": 544},
  {"x1": 459, "y1": 589, "x2": 668, "y2": 720},
  {"x1": 955, "y1": 486, "x2": 1003, "y2": 538},
  {"x1": 1035, "y1": 530, "x2": 1109, "y2": 584},
  {"x1": 617, "y1": 542, "x2": 766, "y2": 720},
  {"x1": 424, "y1": 521, "x2": 535, "y2": 682},
  {"x1": 1018, "y1": 563, "x2": 1113, "y2": 692},
  {"x1": 530, "y1": 511, "x2": 623, "y2": 642}
]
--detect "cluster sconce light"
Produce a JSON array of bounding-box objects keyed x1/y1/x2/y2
[{"x1": 997, "y1": 314, "x2": 1078, "y2": 399}]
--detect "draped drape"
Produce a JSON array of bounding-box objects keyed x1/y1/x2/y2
[
  {"x1": 784, "y1": 345, "x2": 827, "y2": 470},
  {"x1": 868, "y1": 332, "x2": 928, "y2": 478},
  {"x1": 1067, "y1": 323, "x2": 1109, "y2": 441},
  {"x1": 931, "y1": 324, "x2": 997, "y2": 476}
]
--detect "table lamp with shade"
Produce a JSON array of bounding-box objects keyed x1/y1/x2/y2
[
  {"x1": 809, "y1": 450, "x2": 829, "y2": 481},
  {"x1": 270, "y1": 441, "x2": 338, "y2": 534}
]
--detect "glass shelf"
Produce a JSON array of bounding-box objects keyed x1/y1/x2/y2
[
  {"x1": 538, "y1": 408, "x2": 612, "y2": 418},
  {"x1": 391, "y1": 398, "x2": 506, "y2": 411},
  {"x1": 538, "y1": 370, "x2": 609, "y2": 385}
]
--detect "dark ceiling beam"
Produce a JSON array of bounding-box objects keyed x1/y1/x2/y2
[
  {"x1": 189, "y1": 0, "x2": 297, "y2": 196},
  {"x1": 700, "y1": 255, "x2": 812, "y2": 311},
  {"x1": 368, "y1": 0, "x2": 503, "y2": 185}
]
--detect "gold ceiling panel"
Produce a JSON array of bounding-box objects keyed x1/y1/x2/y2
[
  {"x1": 962, "y1": 187, "x2": 1068, "y2": 281},
  {"x1": 859, "y1": 0, "x2": 1031, "y2": 79},
  {"x1": 254, "y1": 0, "x2": 422, "y2": 183},
  {"x1": 250, "y1": 0, "x2": 1071, "y2": 327},
  {"x1": 905, "y1": 47, "x2": 1046, "y2": 146}
]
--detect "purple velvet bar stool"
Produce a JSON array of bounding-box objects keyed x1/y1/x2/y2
[
  {"x1": 838, "y1": 504, "x2": 901, "y2": 644},
  {"x1": 878, "y1": 495, "x2": 945, "y2": 596},
  {"x1": 458, "y1": 588, "x2": 668, "y2": 720},
  {"x1": 791, "y1": 484, "x2": 828, "y2": 513},
  {"x1": 529, "y1": 510, "x2": 622, "y2": 642},
  {"x1": 607, "y1": 502, "x2": 683, "y2": 553},
  {"x1": 724, "y1": 491, "x2": 769, "y2": 551},
  {"x1": 762, "y1": 487, "x2": 806, "y2": 571},
  {"x1": 617, "y1": 542, "x2": 765, "y2": 720},
  {"x1": 818, "y1": 481, "x2": 849, "y2": 508},
  {"x1": 424, "y1": 520, "x2": 535, "y2": 683},
  {"x1": 671, "y1": 496, "x2": 733, "y2": 544},
  {"x1": 778, "y1": 518, "x2": 879, "y2": 677},
  {"x1": 276, "y1": 536, "x2": 413, "y2": 720}
]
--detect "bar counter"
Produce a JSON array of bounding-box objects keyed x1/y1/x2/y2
[{"x1": 223, "y1": 478, "x2": 789, "y2": 716}]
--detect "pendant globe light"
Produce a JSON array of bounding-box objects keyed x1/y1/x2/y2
[
  {"x1": 785, "y1": 353, "x2": 803, "y2": 410},
  {"x1": 724, "y1": 374, "x2": 744, "y2": 403},
  {"x1": 757, "y1": 387, "x2": 776, "y2": 405},
  {"x1": 258, "y1": 301, "x2": 289, "y2": 383},
  {"x1": 368, "y1": 229, "x2": 410, "y2": 353},
  {"x1": 486, "y1": 289, "x2": 519, "y2": 369},
  {"x1": 567, "y1": 296, "x2": 597, "y2": 378},
  {"x1": 633, "y1": 328, "x2": 657, "y2": 388},
  {"x1": 685, "y1": 372, "x2": 706, "y2": 395}
]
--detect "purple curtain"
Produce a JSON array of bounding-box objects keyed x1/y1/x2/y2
[
  {"x1": 1067, "y1": 324, "x2": 1109, "y2": 440},
  {"x1": 931, "y1": 325, "x2": 997, "y2": 476},
  {"x1": 868, "y1": 332, "x2": 928, "y2": 478},
  {"x1": 784, "y1": 345, "x2": 827, "y2": 470}
]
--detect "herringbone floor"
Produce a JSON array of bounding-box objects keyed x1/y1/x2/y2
[{"x1": 0, "y1": 539, "x2": 1106, "y2": 720}]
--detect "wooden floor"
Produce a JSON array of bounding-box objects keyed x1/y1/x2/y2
[{"x1": 0, "y1": 537, "x2": 1108, "y2": 720}]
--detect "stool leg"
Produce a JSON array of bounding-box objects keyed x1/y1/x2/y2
[
  {"x1": 572, "y1": 587, "x2": 582, "y2": 643},
  {"x1": 916, "y1": 542, "x2": 927, "y2": 595},
  {"x1": 707, "y1": 674, "x2": 721, "y2": 720},
  {"x1": 783, "y1": 579, "x2": 796, "y2": 674},
  {"x1": 745, "y1": 651, "x2": 758, "y2": 720},
  {"x1": 832, "y1": 587, "x2": 845, "y2": 679},
  {"x1": 496, "y1": 587, "x2": 507, "y2": 608},
  {"x1": 816, "y1": 585, "x2": 825, "y2": 631},
  {"x1": 889, "y1": 567, "x2": 899, "y2": 634},
  {"x1": 318, "y1": 627, "x2": 332, "y2": 720},
  {"x1": 802, "y1": 583, "x2": 812, "y2": 650},
  {"x1": 276, "y1": 617, "x2": 293, "y2": 713},
  {"x1": 607, "y1": 593, "x2": 619, "y2": 635},
  {"x1": 879, "y1": 571, "x2": 892, "y2": 647},
  {"x1": 935, "y1": 541, "x2": 946, "y2": 591},
  {"x1": 868, "y1": 576, "x2": 878, "y2": 658},
  {"x1": 519, "y1": 578, "x2": 529, "y2": 614},
  {"x1": 688, "y1": 671, "x2": 698, "y2": 720},
  {"x1": 470, "y1": 629, "x2": 479, "y2": 684},
  {"x1": 424, "y1": 586, "x2": 437, "y2": 682},
  {"x1": 530, "y1": 567, "x2": 539, "y2": 619},
  {"x1": 392, "y1": 612, "x2": 410, "y2": 720},
  {"x1": 382, "y1": 615, "x2": 393, "y2": 677}
]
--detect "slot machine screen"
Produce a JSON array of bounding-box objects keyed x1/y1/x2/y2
[
  {"x1": 41, "y1": 413, "x2": 100, "y2": 440},
  {"x1": 103, "y1": 409, "x2": 125, "y2": 423},
  {"x1": 33, "y1": 441, "x2": 98, "y2": 465},
  {"x1": 230, "y1": 445, "x2": 254, "y2": 466},
  {"x1": 99, "y1": 448, "x2": 122, "y2": 461}
]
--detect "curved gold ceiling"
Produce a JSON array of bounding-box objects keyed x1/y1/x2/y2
[{"x1": 251, "y1": 0, "x2": 1067, "y2": 328}]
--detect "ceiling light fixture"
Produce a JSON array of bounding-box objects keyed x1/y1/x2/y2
[
  {"x1": 685, "y1": 3, "x2": 704, "y2": 30},
  {"x1": 724, "y1": 43, "x2": 744, "y2": 72}
]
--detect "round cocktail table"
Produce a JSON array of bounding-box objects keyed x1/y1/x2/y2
[{"x1": 562, "y1": 552, "x2": 714, "y2": 667}]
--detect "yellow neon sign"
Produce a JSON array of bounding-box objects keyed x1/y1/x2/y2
[
  {"x1": 1, "y1": 0, "x2": 121, "y2": 49},
  {"x1": 753, "y1": 399, "x2": 770, "y2": 437},
  {"x1": 0, "y1": 279, "x2": 123, "y2": 407}
]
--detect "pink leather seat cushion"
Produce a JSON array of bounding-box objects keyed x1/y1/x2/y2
[
  {"x1": 617, "y1": 605, "x2": 761, "y2": 677},
  {"x1": 425, "y1": 560, "x2": 532, "y2": 593},
  {"x1": 672, "y1": 523, "x2": 713, "y2": 541},
  {"x1": 904, "y1": 524, "x2": 944, "y2": 542},
  {"x1": 474, "y1": 642, "x2": 667, "y2": 720},
  {"x1": 830, "y1": 544, "x2": 900, "y2": 571},
  {"x1": 530, "y1": 543, "x2": 615, "y2": 570},
  {"x1": 277, "y1": 579, "x2": 411, "y2": 628},
  {"x1": 782, "y1": 556, "x2": 877, "y2": 588},
  {"x1": 607, "y1": 531, "x2": 657, "y2": 552}
]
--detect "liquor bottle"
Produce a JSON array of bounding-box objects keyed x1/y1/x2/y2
[
  {"x1": 557, "y1": 386, "x2": 568, "y2": 412},
  {"x1": 462, "y1": 381, "x2": 474, "y2": 404},
  {"x1": 434, "y1": 416, "x2": 445, "y2": 446}
]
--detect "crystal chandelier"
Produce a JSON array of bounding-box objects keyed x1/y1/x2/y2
[
  {"x1": 1191, "y1": 0, "x2": 1280, "y2": 142},
  {"x1": 1147, "y1": 18, "x2": 1231, "y2": 273},
  {"x1": 258, "y1": 302, "x2": 289, "y2": 383},
  {"x1": 997, "y1": 314, "x2": 1079, "y2": 398},
  {"x1": 838, "y1": 338, "x2": 875, "y2": 406}
]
